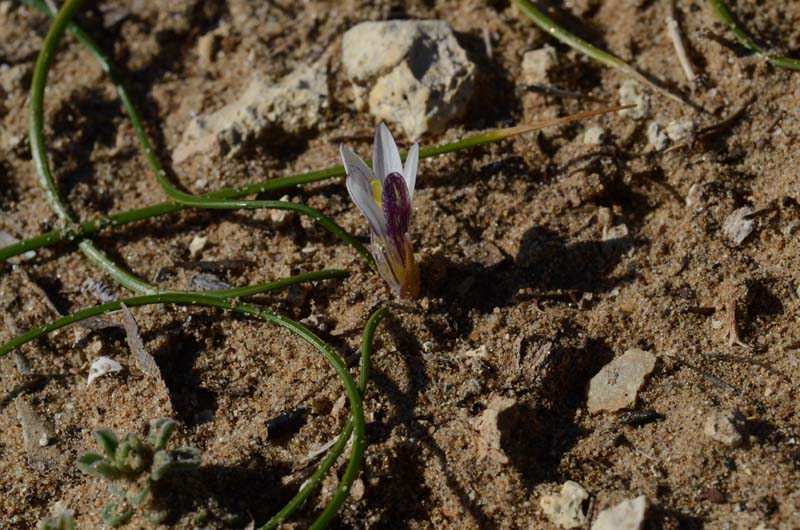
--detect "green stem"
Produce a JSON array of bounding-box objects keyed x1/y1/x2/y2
[
  {"x1": 21, "y1": 0, "x2": 374, "y2": 268},
  {"x1": 0, "y1": 292, "x2": 379, "y2": 530},
  {"x1": 1, "y1": 106, "x2": 629, "y2": 263},
  {"x1": 29, "y1": 0, "x2": 155, "y2": 293},
  {"x1": 707, "y1": 0, "x2": 800, "y2": 70},
  {"x1": 510, "y1": 0, "x2": 692, "y2": 106},
  {"x1": 261, "y1": 306, "x2": 389, "y2": 530}
]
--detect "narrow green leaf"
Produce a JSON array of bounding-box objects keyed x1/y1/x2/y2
[{"x1": 93, "y1": 429, "x2": 118, "y2": 459}]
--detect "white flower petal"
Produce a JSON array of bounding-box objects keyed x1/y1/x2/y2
[
  {"x1": 340, "y1": 145, "x2": 387, "y2": 236},
  {"x1": 403, "y1": 143, "x2": 419, "y2": 202},
  {"x1": 372, "y1": 122, "x2": 403, "y2": 183}
]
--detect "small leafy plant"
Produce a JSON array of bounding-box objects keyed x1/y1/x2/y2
[
  {"x1": 38, "y1": 511, "x2": 74, "y2": 530},
  {"x1": 77, "y1": 418, "x2": 200, "y2": 526}
]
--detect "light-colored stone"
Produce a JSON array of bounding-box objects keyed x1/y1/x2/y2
[
  {"x1": 647, "y1": 121, "x2": 669, "y2": 151},
  {"x1": 174, "y1": 63, "x2": 327, "y2": 163},
  {"x1": 587, "y1": 349, "x2": 656, "y2": 413},
  {"x1": 87, "y1": 356, "x2": 123, "y2": 385},
  {"x1": 723, "y1": 207, "x2": 755, "y2": 246},
  {"x1": 704, "y1": 408, "x2": 748, "y2": 447},
  {"x1": 342, "y1": 20, "x2": 476, "y2": 139},
  {"x1": 619, "y1": 80, "x2": 650, "y2": 120},
  {"x1": 189, "y1": 234, "x2": 208, "y2": 258},
  {"x1": 592, "y1": 495, "x2": 649, "y2": 530},
  {"x1": 540, "y1": 481, "x2": 590, "y2": 529},
  {"x1": 603, "y1": 223, "x2": 629, "y2": 241},
  {"x1": 15, "y1": 397, "x2": 62, "y2": 471},
  {"x1": 522, "y1": 45, "x2": 557, "y2": 85},
  {"x1": 666, "y1": 119, "x2": 695, "y2": 142},
  {"x1": 583, "y1": 125, "x2": 606, "y2": 146},
  {"x1": 0, "y1": 63, "x2": 28, "y2": 95},
  {"x1": 472, "y1": 395, "x2": 516, "y2": 464}
]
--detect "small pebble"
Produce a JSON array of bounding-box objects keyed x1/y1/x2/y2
[
  {"x1": 591, "y1": 495, "x2": 649, "y2": 530},
  {"x1": 646, "y1": 121, "x2": 669, "y2": 151},
  {"x1": 583, "y1": 125, "x2": 606, "y2": 146},
  {"x1": 723, "y1": 207, "x2": 755, "y2": 246},
  {"x1": 704, "y1": 408, "x2": 748, "y2": 447},
  {"x1": 87, "y1": 356, "x2": 123, "y2": 385},
  {"x1": 619, "y1": 81, "x2": 650, "y2": 119},
  {"x1": 540, "y1": 481, "x2": 589, "y2": 529},
  {"x1": 522, "y1": 45, "x2": 557, "y2": 85},
  {"x1": 666, "y1": 119, "x2": 695, "y2": 141},
  {"x1": 587, "y1": 349, "x2": 656, "y2": 413},
  {"x1": 189, "y1": 234, "x2": 208, "y2": 258}
]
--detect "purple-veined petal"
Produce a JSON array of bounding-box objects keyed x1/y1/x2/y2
[
  {"x1": 340, "y1": 145, "x2": 387, "y2": 236},
  {"x1": 373, "y1": 123, "x2": 403, "y2": 183},
  {"x1": 381, "y1": 172, "x2": 411, "y2": 248},
  {"x1": 403, "y1": 142, "x2": 419, "y2": 202}
]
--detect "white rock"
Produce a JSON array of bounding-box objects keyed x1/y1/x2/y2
[
  {"x1": 583, "y1": 125, "x2": 606, "y2": 145},
  {"x1": 87, "y1": 357, "x2": 123, "y2": 385},
  {"x1": 619, "y1": 80, "x2": 650, "y2": 120},
  {"x1": 722, "y1": 207, "x2": 755, "y2": 246},
  {"x1": 646, "y1": 121, "x2": 669, "y2": 151},
  {"x1": 592, "y1": 495, "x2": 649, "y2": 530},
  {"x1": 603, "y1": 223, "x2": 629, "y2": 241},
  {"x1": 704, "y1": 408, "x2": 748, "y2": 447},
  {"x1": 0, "y1": 63, "x2": 28, "y2": 95},
  {"x1": 522, "y1": 45, "x2": 557, "y2": 85},
  {"x1": 174, "y1": 63, "x2": 327, "y2": 163},
  {"x1": 587, "y1": 349, "x2": 656, "y2": 413},
  {"x1": 342, "y1": 20, "x2": 476, "y2": 139},
  {"x1": 189, "y1": 234, "x2": 208, "y2": 258},
  {"x1": 540, "y1": 481, "x2": 589, "y2": 528},
  {"x1": 666, "y1": 119, "x2": 695, "y2": 142}
]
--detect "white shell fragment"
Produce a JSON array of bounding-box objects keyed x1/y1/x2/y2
[
  {"x1": 723, "y1": 207, "x2": 755, "y2": 246},
  {"x1": 87, "y1": 356, "x2": 123, "y2": 385}
]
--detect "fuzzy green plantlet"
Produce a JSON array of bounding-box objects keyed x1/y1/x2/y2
[
  {"x1": 38, "y1": 512, "x2": 75, "y2": 530},
  {"x1": 77, "y1": 418, "x2": 200, "y2": 527}
]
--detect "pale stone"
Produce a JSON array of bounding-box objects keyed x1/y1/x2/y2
[
  {"x1": 619, "y1": 80, "x2": 650, "y2": 119},
  {"x1": 704, "y1": 408, "x2": 748, "y2": 447},
  {"x1": 583, "y1": 125, "x2": 606, "y2": 145},
  {"x1": 87, "y1": 356, "x2": 123, "y2": 385},
  {"x1": 592, "y1": 495, "x2": 649, "y2": 530},
  {"x1": 472, "y1": 395, "x2": 516, "y2": 464},
  {"x1": 342, "y1": 20, "x2": 476, "y2": 139},
  {"x1": 723, "y1": 207, "x2": 755, "y2": 246},
  {"x1": 647, "y1": 121, "x2": 669, "y2": 151},
  {"x1": 540, "y1": 481, "x2": 589, "y2": 529},
  {"x1": 174, "y1": 63, "x2": 327, "y2": 163},
  {"x1": 522, "y1": 45, "x2": 557, "y2": 85},
  {"x1": 587, "y1": 349, "x2": 656, "y2": 413},
  {"x1": 666, "y1": 119, "x2": 695, "y2": 141}
]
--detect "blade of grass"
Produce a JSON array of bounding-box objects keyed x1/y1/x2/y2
[
  {"x1": 261, "y1": 306, "x2": 389, "y2": 530},
  {"x1": 707, "y1": 0, "x2": 800, "y2": 71},
  {"x1": 1, "y1": 105, "x2": 631, "y2": 262},
  {"x1": 0, "y1": 292, "x2": 374, "y2": 530},
  {"x1": 510, "y1": 0, "x2": 694, "y2": 106},
  {"x1": 29, "y1": 0, "x2": 155, "y2": 293}
]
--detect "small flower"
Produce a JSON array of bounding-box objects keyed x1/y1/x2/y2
[{"x1": 340, "y1": 123, "x2": 420, "y2": 299}]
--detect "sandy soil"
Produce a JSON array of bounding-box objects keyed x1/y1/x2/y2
[{"x1": 1, "y1": 0, "x2": 799, "y2": 528}]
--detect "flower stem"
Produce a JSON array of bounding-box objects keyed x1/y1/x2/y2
[
  {"x1": 2, "y1": 105, "x2": 629, "y2": 263},
  {"x1": 261, "y1": 306, "x2": 389, "y2": 530}
]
